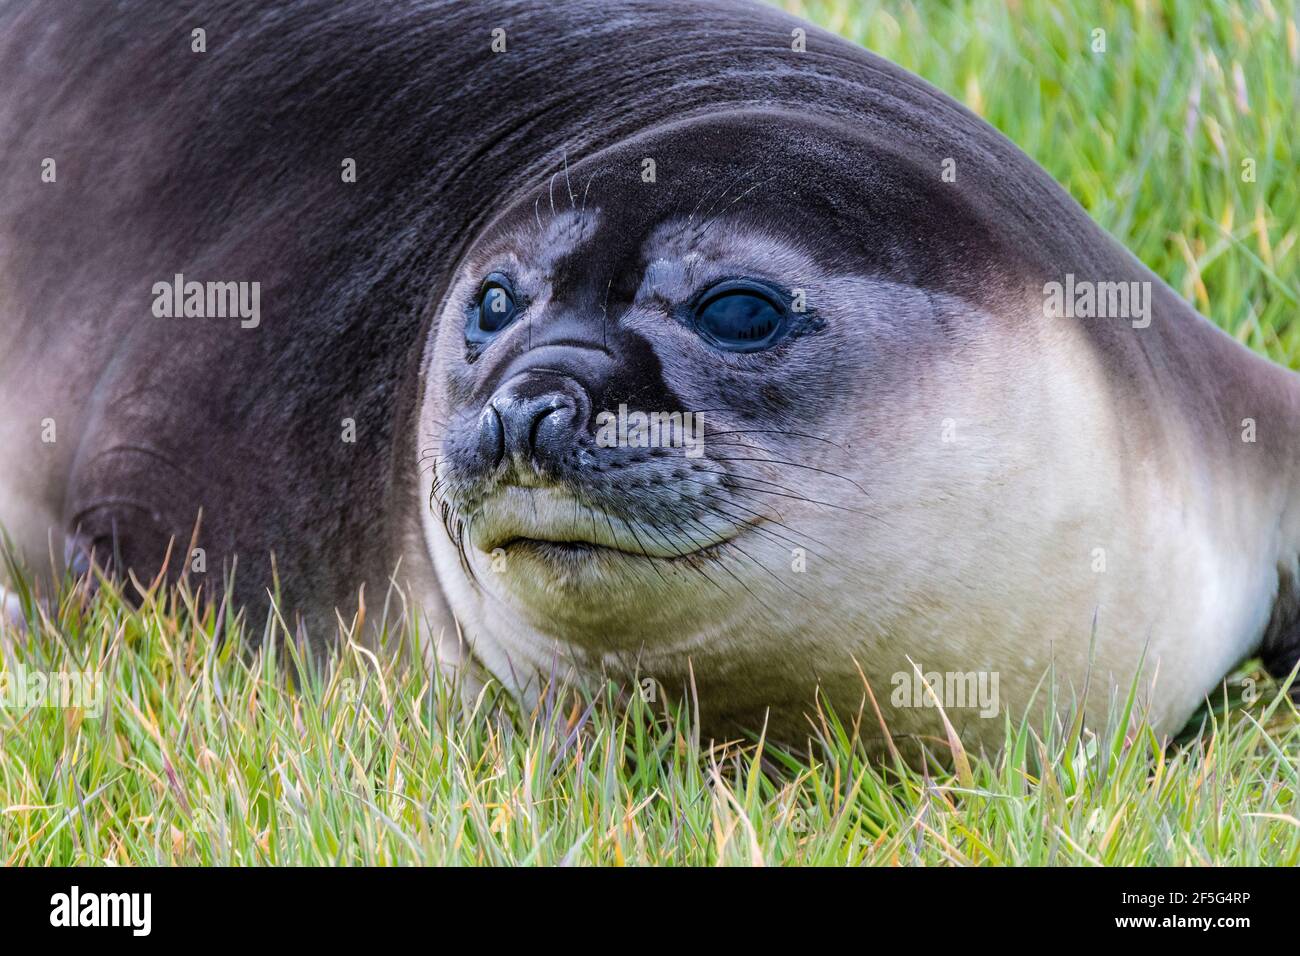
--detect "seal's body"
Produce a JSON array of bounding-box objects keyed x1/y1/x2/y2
[{"x1": 2, "y1": 0, "x2": 1296, "y2": 747}]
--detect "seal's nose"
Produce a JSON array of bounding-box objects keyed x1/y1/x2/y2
[
  {"x1": 492, "y1": 391, "x2": 572, "y2": 462},
  {"x1": 477, "y1": 372, "x2": 586, "y2": 472}
]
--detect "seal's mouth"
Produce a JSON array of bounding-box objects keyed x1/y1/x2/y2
[
  {"x1": 466, "y1": 486, "x2": 742, "y2": 563},
  {"x1": 490, "y1": 534, "x2": 724, "y2": 562}
]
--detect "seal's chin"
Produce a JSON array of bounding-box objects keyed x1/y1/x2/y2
[{"x1": 450, "y1": 483, "x2": 757, "y2": 645}]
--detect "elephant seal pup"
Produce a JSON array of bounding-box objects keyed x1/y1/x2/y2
[{"x1": 0, "y1": 0, "x2": 1296, "y2": 748}]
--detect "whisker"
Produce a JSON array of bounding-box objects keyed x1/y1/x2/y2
[
  {"x1": 704, "y1": 427, "x2": 848, "y2": 451},
  {"x1": 688, "y1": 464, "x2": 808, "y2": 498},
  {"x1": 659, "y1": 516, "x2": 753, "y2": 600},
  {"x1": 691, "y1": 464, "x2": 877, "y2": 518},
  {"x1": 676, "y1": 514, "x2": 787, "y2": 609},
  {"x1": 618, "y1": 516, "x2": 672, "y2": 587},
  {"x1": 693, "y1": 492, "x2": 829, "y2": 556},
  {"x1": 601, "y1": 277, "x2": 612, "y2": 350},
  {"x1": 694, "y1": 512, "x2": 803, "y2": 600},
  {"x1": 697, "y1": 173, "x2": 779, "y2": 239},
  {"x1": 705, "y1": 456, "x2": 872, "y2": 497},
  {"x1": 600, "y1": 515, "x2": 655, "y2": 582},
  {"x1": 563, "y1": 148, "x2": 576, "y2": 209},
  {"x1": 695, "y1": 161, "x2": 763, "y2": 225}
]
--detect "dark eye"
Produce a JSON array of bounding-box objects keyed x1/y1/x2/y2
[
  {"x1": 693, "y1": 280, "x2": 788, "y2": 352},
  {"x1": 467, "y1": 273, "x2": 520, "y2": 343}
]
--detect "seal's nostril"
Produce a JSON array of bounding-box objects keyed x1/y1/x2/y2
[
  {"x1": 478, "y1": 405, "x2": 505, "y2": 469},
  {"x1": 490, "y1": 392, "x2": 575, "y2": 464},
  {"x1": 479, "y1": 371, "x2": 589, "y2": 474},
  {"x1": 528, "y1": 403, "x2": 561, "y2": 454}
]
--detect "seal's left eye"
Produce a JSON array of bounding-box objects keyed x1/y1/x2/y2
[
  {"x1": 693, "y1": 280, "x2": 788, "y2": 352},
  {"x1": 468, "y1": 273, "x2": 519, "y2": 343}
]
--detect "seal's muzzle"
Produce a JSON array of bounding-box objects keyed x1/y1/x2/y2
[{"x1": 478, "y1": 370, "x2": 589, "y2": 477}]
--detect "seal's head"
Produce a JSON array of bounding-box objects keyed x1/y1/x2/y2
[{"x1": 417, "y1": 109, "x2": 1039, "y2": 730}]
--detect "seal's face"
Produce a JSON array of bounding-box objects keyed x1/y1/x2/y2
[
  {"x1": 417, "y1": 113, "x2": 992, "y2": 716},
  {"x1": 427, "y1": 197, "x2": 839, "y2": 645}
]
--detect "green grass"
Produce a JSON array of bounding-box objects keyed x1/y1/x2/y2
[
  {"x1": 2, "y1": 0, "x2": 1298, "y2": 865},
  {"x1": 1, "y1": 575, "x2": 1298, "y2": 865}
]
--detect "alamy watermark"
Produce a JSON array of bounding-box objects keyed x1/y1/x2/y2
[
  {"x1": 0, "y1": 663, "x2": 103, "y2": 717},
  {"x1": 151, "y1": 272, "x2": 260, "y2": 328},
  {"x1": 891, "y1": 667, "x2": 1000, "y2": 718},
  {"x1": 595, "y1": 403, "x2": 705, "y2": 458},
  {"x1": 50, "y1": 886, "x2": 151, "y2": 936},
  {"x1": 1043, "y1": 274, "x2": 1151, "y2": 329}
]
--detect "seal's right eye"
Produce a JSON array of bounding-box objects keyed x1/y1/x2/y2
[{"x1": 467, "y1": 273, "x2": 520, "y2": 343}]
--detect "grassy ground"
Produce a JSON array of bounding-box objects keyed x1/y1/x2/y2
[
  {"x1": 2, "y1": 578, "x2": 1298, "y2": 865},
  {"x1": 2, "y1": 0, "x2": 1298, "y2": 865}
]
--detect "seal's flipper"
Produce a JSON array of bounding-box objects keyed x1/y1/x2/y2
[
  {"x1": 63, "y1": 445, "x2": 200, "y2": 603},
  {"x1": 1257, "y1": 565, "x2": 1300, "y2": 700},
  {"x1": 1261, "y1": 630, "x2": 1300, "y2": 701}
]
